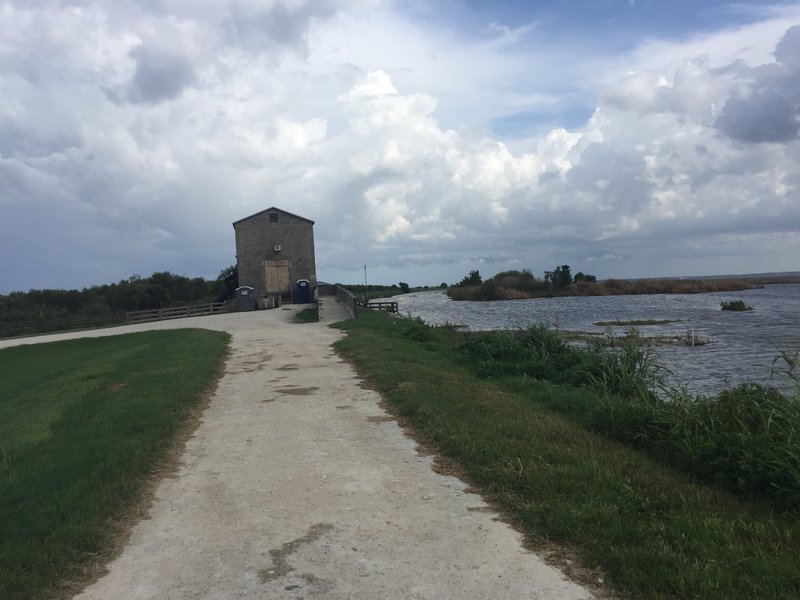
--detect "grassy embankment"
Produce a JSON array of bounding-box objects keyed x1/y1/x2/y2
[
  {"x1": 0, "y1": 329, "x2": 229, "y2": 600},
  {"x1": 448, "y1": 271, "x2": 797, "y2": 301},
  {"x1": 335, "y1": 311, "x2": 800, "y2": 599}
]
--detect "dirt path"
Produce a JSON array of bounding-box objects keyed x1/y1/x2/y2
[{"x1": 4, "y1": 299, "x2": 595, "y2": 599}]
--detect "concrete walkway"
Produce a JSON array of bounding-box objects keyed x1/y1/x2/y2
[{"x1": 4, "y1": 299, "x2": 595, "y2": 599}]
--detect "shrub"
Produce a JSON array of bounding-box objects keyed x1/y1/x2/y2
[{"x1": 721, "y1": 299, "x2": 753, "y2": 311}]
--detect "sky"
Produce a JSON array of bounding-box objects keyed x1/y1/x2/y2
[{"x1": 1, "y1": 0, "x2": 800, "y2": 293}]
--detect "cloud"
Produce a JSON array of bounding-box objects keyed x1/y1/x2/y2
[
  {"x1": 1, "y1": 1, "x2": 799, "y2": 293},
  {"x1": 714, "y1": 25, "x2": 800, "y2": 143},
  {"x1": 125, "y1": 45, "x2": 196, "y2": 104}
]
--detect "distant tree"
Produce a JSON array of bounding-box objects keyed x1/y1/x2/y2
[
  {"x1": 398, "y1": 282, "x2": 410, "y2": 293},
  {"x1": 440, "y1": 282, "x2": 448, "y2": 288},
  {"x1": 544, "y1": 265, "x2": 572, "y2": 289},
  {"x1": 139, "y1": 284, "x2": 171, "y2": 309},
  {"x1": 457, "y1": 270, "x2": 482, "y2": 287},
  {"x1": 574, "y1": 272, "x2": 597, "y2": 283},
  {"x1": 217, "y1": 265, "x2": 238, "y2": 300}
]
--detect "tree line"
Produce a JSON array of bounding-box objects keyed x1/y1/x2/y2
[
  {"x1": 0, "y1": 268, "x2": 239, "y2": 337},
  {"x1": 449, "y1": 265, "x2": 597, "y2": 301}
]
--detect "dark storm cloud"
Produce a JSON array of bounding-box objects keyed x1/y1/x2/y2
[
  {"x1": 715, "y1": 88, "x2": 798, "y2": 142},
  {"x1": 715, "y1": 26, "x2": 800, "y2": 143},
  {"x1": 125, "y1": 45, "x2": 196, "y2": 104}
]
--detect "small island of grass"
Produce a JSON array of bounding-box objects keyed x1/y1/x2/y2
[
  {"x1": 721, "y1": 299, "x2": 753, "y2": 311},
  {"x1": 593, "y1": 319, "x2": 683, "y2": 326}
]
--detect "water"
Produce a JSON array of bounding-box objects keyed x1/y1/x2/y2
[{"x1": 383, "y1": 284, "x2": 800, "y2": 396}]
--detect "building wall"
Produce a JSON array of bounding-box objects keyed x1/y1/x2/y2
[{"x1": 233, "y1": 209, "x2": 317, "y2": 302}]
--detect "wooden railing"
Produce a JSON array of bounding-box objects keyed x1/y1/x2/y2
[
  {"x1": 126, "y1": 302, "x2": 227, "y2": 324},
  {"x1": 353, "y1": 297, "x2": 399, "y2": 315},
  {"x1": 366, "y1": 301, "x2": 399, "y2": 314}
]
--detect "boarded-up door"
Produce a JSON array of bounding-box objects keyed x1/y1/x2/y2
[{"x1": 265, "y1": 260, "x2": 290, "y2": 293}]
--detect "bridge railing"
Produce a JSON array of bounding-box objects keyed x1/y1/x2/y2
[{"x1": 335, "y1": 286, "x2": 357, "y2": 319}]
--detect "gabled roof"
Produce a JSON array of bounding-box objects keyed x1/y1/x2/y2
[{"x1": 232, "y1": 206, "x2": 315, "y2": 227}]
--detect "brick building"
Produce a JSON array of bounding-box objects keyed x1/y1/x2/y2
[{"x1": 233, "y1": 207, "x2": 317, "y2": 304}]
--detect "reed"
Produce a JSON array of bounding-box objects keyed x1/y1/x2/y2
[{"x1": 456, "y1": 325, "x2": 800, "y2": 508}]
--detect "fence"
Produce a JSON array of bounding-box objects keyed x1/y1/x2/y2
[
  {"x1": 364, "y1": 301, "x2": 398, "y2": 313},
  {"x1": 336, "y1": 286, "x2": 357, "y2": 319},
  {"x1": 126, "y1": 302, "x2": 227, "y2": 324},
  {"x1": 320, "y1": 285, "x2": 399, "y2": 319}
]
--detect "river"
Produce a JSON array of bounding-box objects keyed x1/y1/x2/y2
[{"x1": 381, "y1": 284, "x2": 800, "y2": 396}]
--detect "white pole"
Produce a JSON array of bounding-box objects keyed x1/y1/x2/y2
[{"x1": 364, "y1": 264, "x2": 368, "y2": 304}]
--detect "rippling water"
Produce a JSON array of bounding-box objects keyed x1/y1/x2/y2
[{"x1": 382, "y1": 284, "x2": 800, "y2": 396}]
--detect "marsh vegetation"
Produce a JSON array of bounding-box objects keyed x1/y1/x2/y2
[
  {"x1": 447, "y1": 267, "x2": 788, "y2": 302},
  {"x1": 721, "y1": 299, "x2": 754, "y2": 311}
]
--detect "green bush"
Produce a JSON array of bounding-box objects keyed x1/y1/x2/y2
[{"x1": 721, "y1": 299, "x2": 753, "y2": 311}]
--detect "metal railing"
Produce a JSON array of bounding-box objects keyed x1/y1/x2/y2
[
  {"x1": 335, "y1": 286, "x2": 357, "y2": 319},
  {"x1": 324, "y1": 285, "x2": 398, "y2": 318}
]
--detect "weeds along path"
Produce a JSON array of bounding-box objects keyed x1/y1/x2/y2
[{"x1": 7, "y1": 299, "x2": 595, "y2": 599}]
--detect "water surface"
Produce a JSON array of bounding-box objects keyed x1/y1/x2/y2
[{"x1": 384, "y1": 284, "x2": 800, "y2": 396}]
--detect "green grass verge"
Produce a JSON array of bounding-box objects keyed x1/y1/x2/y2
[
  {"x1": 333, "y1": 311, "x2": 800, "y2": 599},
  {"x1": 295, "y1": 305, "x2": 319, "y2": 323},
  {"x1": 0, "y1": 329, "x2": 229, "y2": 600}
]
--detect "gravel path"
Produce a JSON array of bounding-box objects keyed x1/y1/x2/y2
[{"x1": 4, "y1": 299, "x2": 595, "y2": 599}]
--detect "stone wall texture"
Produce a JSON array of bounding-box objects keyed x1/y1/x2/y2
[{"x1": 233, "y1": 208, "x2": 317, "y2": 302}]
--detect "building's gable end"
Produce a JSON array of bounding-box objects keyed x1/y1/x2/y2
[{"x1": 232, "y1": 206, "x2": 314, "y2": 228}]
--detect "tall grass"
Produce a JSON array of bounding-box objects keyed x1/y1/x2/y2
[{"x1": 456, "y1": 325, "x2": 800, "y2": 508}]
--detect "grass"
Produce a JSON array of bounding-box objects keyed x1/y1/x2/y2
[
  {"x1": 334, "y1": 311, "x2": 800, "y2": 599},
  {"x1": 593, "y1": 319, "x2": 682, "y2": 326},
  {"x1": 458, "y1": 326, "x2": 799, "y2": 506},
  {"x1": 295, "y1": 305, "x2": 319, "y2": 322},
  {"x1": 0, "y1": 329, "x2": 229, "y2": 600},
  {"x1": 721, "y1": 299, "x2": 754, "y2": 311}
]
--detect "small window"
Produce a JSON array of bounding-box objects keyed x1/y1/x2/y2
[{"x1": 269, "y1": 212, "x2": 278, "y2": 223}]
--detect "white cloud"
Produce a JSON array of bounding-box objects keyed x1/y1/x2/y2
[{"x1": 1, "y1": 1, "x2": 799, "y2": 292}]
